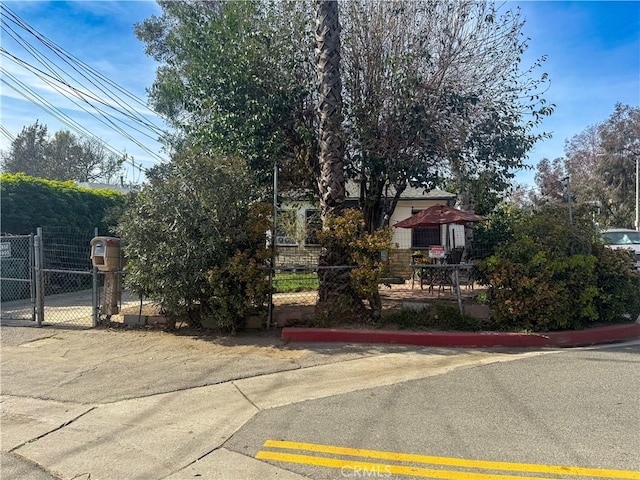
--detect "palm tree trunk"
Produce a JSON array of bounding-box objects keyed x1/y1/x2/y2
[
  {"x1": 316, "y1": 0, "x2": 345, "y2": 218},
  {"x1": 315, "y1": 0, "x2": 367, "y2": 322}
]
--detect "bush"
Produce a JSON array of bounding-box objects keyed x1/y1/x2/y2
[
  {"x1": 482, "y1": 205, "x2": 640, "y2": 331},
  {"x1": 316, "y1": 209, "x2": 392, "y2": 320},
  {"x1": 0, "y1": 173, "x2": 125, "y2": 234},
  {"x1": 116, "y1": 151, "x2": 270, "y2": 332},
  {"x1": 379, "y1": 302, "x2": 481, "y2": 331},
  {"x1": 595, "y1": 248, "x2": 640, "y2": 323}
]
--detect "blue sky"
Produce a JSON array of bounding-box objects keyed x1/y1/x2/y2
[{"x1": 1, "y1": 1, "x2": 639, "y2": 186}]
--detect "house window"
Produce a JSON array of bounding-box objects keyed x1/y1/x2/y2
[
  {"x1": 412, "y1": 227, "x2": 441, "y2": 249},
  {"x1": 276, "y1": 210, "x2": 298, "y2": 246},
  {"x1": 305, "y1": 209, "x2": 322, "y2": 246},
  {"x1": 410, "y1": 209, "x2": 441, "y2": 249}
]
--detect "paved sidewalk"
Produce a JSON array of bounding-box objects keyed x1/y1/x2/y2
[{"x1": 1, "y1": 325, "x2": 553, "y2": 480}]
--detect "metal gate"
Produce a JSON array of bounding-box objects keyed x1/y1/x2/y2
[
  {"x1": 1, "y1": 227, "x2": 150, "y2": 329},
  {"x1": 0, "y1": 234, "x2": 36, "y2": 323},
  {"x1": 37, "y1": 226, "x2": 97, "y2": 328}
]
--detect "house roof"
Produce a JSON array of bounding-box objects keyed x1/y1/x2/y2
[{"x1": 345, "y1": 181, "x2": 456, "y2": 201}]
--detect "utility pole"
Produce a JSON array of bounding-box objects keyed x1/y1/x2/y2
[{"x1": 635, "y1": 154, "x2": 639, "y2": 231}]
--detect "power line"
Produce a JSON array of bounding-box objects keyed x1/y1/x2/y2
[
  {"x1": 1, "y1": 72, "x2": 147, "y2": 174},
  {"x1": 1, "y1": 49, "x2": 166, "y2": 163},
  {"x1": 1, "y1": 48, "x2": 164, "y2": 139},
  {"x1": 0, "y1": 125, "x2": 16, "y2": 143},
  {"x1": 0, "y1": 4, "x2": 168, "y2": 171}
]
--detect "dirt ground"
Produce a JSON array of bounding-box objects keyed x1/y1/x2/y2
[{"x1": 116, "y1": 282, "x2": 490, "y2": 329}]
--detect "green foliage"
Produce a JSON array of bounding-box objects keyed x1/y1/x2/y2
[
  {"x1": 135, "y1": 1, "x2": 316, "y2": 190},
  {"x1": 116, "y1": 151, "x2": 270, "y2": 332},
  {"x1": 317, "y1": 209, "x2": 392, "y2": 318},
  {"x1": 0, "y1": 173, "x2": 125, "y2": 234},
  {"x1": 1, "y1": 122, "x2": 125, "y2": 182},
  {"x1": 468, "y1": 204, "x2": 523, "y2": 260},
  {"x1": 595, "y1": 248, "x2": 640, "y2": 323},
  {"x1": 483, "y1": 205, "x2": 640, "y2": 331},
  {"x1": 136, "y1": 1, "x2": 553, "y2": 232},
  {"x1": 379, "y1": 303, "x2": 481, "y2": 331}
]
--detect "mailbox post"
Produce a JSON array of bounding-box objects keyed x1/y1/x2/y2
[{"x1": 90, "y1": 237, "x2": 123, "y2": 317}]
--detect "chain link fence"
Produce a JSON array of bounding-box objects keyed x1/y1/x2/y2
[
  {"x1": 0, "y1": 234, "x2": 35, "y2": 322},
  {"x1": 1, "y1": 227, "x2": 148, "y2": 329}
]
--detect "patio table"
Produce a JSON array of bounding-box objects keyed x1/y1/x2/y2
[{"x1": 410, "y1": 263, "x2": 474, "y2": 314}]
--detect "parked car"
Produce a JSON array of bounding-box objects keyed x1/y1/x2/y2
[{"x1": 601, "y1": 229, "x2": 640, "y2": 270}]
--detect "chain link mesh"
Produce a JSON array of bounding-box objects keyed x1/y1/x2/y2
[{"x1": 0, "y1": 234, "x2": 35, "y2": 322}]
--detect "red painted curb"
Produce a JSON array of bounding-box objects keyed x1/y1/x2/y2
[{"x1": 281, "y1": 323, "x2": 640, "y2": 348}]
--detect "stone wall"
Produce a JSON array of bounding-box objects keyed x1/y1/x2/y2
[{"x1": 387, "y1": 249, "x2": 413, "y2": 279}]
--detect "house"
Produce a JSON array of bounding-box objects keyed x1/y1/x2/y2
[{"x1": 275, "y1": 183, "x2": 461, "y2": 278}]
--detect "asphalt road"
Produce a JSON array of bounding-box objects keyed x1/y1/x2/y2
[
  {"x1": 226, "y1": 341, "x2": 640, "y2": 479},
  {"x1": 2, "y1": 323, "x2": 638, "y2": 480}
]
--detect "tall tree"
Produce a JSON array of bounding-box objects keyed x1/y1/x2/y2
[
  {"x1": 315, "y1": 0, "x2": 345, "y2": 221},
  {"x1": 134, "y1": 0, "x2": 318, "y2": 190},
  {"x1": 1, "y1": 122, "x2": 48, "y2": 178},
  {"x1": 136, "y1": 0, "x2": 551, "y2": 225},
  {"x1": 2, "y1": 122, "x2": 126, "y2": 183},
  {"x1": 340, "y1": 1, "x2": 552, "y2": 225},
  {"x1": 565, "y1": 103, "x2": 639, "y2": 228},
  {"x1": 314, "y1": 0, "x2": 366, "y2": 319},
  {"x1": 533, "y1": 157, "x2": 567, "y2": 205}
]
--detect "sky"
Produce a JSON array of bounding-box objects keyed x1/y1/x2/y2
[{"x1": 1, "y1": 0, "x2": 639, "y2": 187}]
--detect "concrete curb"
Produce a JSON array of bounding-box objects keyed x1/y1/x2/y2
[{"x1": 281, "y1": 323, "x2": 640, "y2": 348}]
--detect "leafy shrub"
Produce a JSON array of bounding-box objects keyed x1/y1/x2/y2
[
  {"x1": 0, "y1": 173, "x2": 125, "y2": 234},
  {"x1": 316, "y1": 209, "x2": 392, "y2": 319},
  {"x1": 483, "y1": 205, "x2": 640, "y2": 331},
  {"x1": 379, "y1": 302, "x2": 480, "y2": 331},
  {"x1": 467, "y1": 204, "x2": 523, "y2": 261},
  {"x1": 116, "y1": 151, "x2": 270, "y2": 332},
  {"x1": 595, "y1": 248, "x2": 640, "y2": 323}
]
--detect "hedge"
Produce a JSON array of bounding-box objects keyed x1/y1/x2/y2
[{"x1": 1, "y1": 173, "x2": 126, "y2": 234}]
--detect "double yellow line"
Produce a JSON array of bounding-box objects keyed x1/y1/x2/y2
[{"x1": 256, "y1": 440, "x2": 640, "y2": 479}]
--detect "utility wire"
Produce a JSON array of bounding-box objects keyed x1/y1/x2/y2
[
  {"x1": 0, "y1": 124, "x2": 16, "y2": 143},
  {"x1": 0, "y1": 4, "x2": 167, "y2": 170},
  {"x1": 1, "y1": 72, "x2": 148, "y2": 174},
  {"x1": 2, "y1": 48, "x2": 166, "y2": 156},
  {"x1": 2, "y1": 74, "x2": 128, "y2": 159},
  {"x1": 0, "y1": 4, "x2": 158, "y2": 117}
]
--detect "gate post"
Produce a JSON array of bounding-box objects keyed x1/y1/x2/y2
[
  {"x1": 29, "y1": 233, "x2": 36, "y2": 323},
  {"x1": 92, "y1": 227, "x2": 99, "y2": 327},
  {"x1": 92, "y1": 266, "x2": 99, "y2": 327},
  {"x1": 34, "y1": 230, "x2": 44, "y2": 326}
]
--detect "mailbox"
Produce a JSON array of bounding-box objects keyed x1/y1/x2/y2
[{"x1": 90, "y1": 237, "x2": 122, "y2": 271}]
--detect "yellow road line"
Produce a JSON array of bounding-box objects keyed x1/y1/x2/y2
[
  {"x1": 261, "y1": 440, "x2": 640, "y2": 480},
  {"x1": 257, "y1": 450, "x2": 560, "y2": 480}
]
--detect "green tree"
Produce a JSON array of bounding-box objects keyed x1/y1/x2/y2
[
  {"x1": 2, "y1": 122, "x2": 126, "y2": 183},
  {"x1": 565, "y1": 103, "x2": 640, "y2": 228},
  {"x1": 1, "y1": 122, "x2": 48, "y2": 178},
  {"x1": 116, "y1": 150, "x2": 270, "y2": 331},
  {"x1": 340, "y1": 1, "x2": 552, "y2": 225},
  {"x1": 136, "y1": 1, "x2": 552, "y2": 229},
  {"x1": 134, "y1": 0, "x2": 317, "y2": 190}
]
